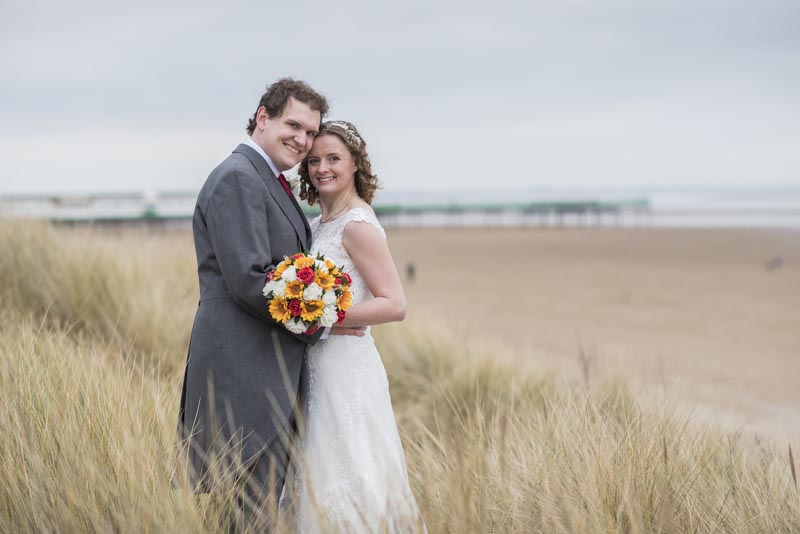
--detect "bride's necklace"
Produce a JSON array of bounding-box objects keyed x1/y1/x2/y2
[{"x1": 320, "y1": 193, "x2": 358, "y2": 223}]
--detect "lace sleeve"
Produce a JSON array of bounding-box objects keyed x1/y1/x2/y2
[{"x1": 338, "y1": 208, "x2": 386, "y2": 240}]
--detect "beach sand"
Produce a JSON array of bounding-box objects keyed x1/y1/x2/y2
[{"x1": 386, "y1": 227, "x2": 800, "y2": 441}]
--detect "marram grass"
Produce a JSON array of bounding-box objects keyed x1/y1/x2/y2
[{"x1": 0, "y1": 219, "x2": 798, "y2": 533}]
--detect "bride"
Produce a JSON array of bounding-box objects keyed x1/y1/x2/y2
[{"x1": 285, "y1": 120, "x2": 425, "y2": 532}]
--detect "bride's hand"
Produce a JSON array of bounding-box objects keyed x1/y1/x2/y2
[{"x1": 329, "y1": 325, "x2": 366, "y2": 337}]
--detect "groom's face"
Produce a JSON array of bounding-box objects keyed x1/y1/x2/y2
[{"x1": 255, "y1": 97, "x2": 321, "y2": 172}]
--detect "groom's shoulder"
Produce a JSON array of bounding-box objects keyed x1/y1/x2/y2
[
  {"x1": 211, "y1": 147, "x2": 255, "y2": 178},
  {"x1": 198, "y1": 146, "x2": 262, "y2": 199},
  {"x1": 213, "y1": 144, "x2": 258, "y2": 175}
]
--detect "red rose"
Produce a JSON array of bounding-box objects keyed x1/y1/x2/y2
[
  {"x1": 337, "y1": 310, "x2": 346, "y2": 323},
  {"x1": 265, "y1": 270, "x2": 275, "y2": 282},
  {"x1": 288, "y1": 299, "x2": 302, "y2": 317},
  {"x1": 297, "y1": 267, "x2": 315, "y2": 285},
  {"x1": 335, "y1": 277, "x2": 342, "y2": 285},
  {"x1": 341, "y1": 272, "x2": 352, "y2": 285},
  {"x1": 291, "y1": 253, "x2": 304, "y2": 260},
  {"x1": 304, "y1": 325, "x2": 319, "y2": 336}
]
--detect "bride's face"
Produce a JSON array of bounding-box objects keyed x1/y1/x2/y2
[{"x1": 306, "y1": 134, "x2": 357, "y2": 198}]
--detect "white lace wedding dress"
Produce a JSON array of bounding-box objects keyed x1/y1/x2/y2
[{"x1": 291, "y1": 208, "x2": 424, "y2": 533}]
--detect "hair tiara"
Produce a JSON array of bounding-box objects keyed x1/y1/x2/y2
[{"x1": 323, "y1": 121, "x2": 363, "y2": 148}]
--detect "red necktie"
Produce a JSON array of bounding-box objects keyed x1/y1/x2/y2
[{"x1": 277, "y1": 174, "x2": 293, "y2": 198}]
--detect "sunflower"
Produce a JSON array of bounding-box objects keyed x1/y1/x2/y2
[
  {"x1": 316, "y1": 271, "x2": 335, "y2": 290},
  {"x1": 300, "y1": 300, "x2": 324, "y2": 322},
  {"x1": 294, "y1": 256, "x2": 314, "y2": 269},
  {"x1": 275, "y1": 259, "x2": 292, "y2": 277},
  {"x1": 337, "y1": 289, "x2": 352, "y2": 311},
  {"x1": 285, "y1": 280, "x2": 304, "y2": 299},
  {"x1": 324, "y1": 259, "x2": 336, "y2": 270},
  {"x1": 268, "y1": 298, "x2": 291, "y2": 322}
]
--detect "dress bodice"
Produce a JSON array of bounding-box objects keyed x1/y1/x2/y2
[{"x1": 309, "y1": 207, "x2": 386, "y2": 308}]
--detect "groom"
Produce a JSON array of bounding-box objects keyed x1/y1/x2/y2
[{"x1": 177, "y1": 78, "x2": 353, "y2": 526}]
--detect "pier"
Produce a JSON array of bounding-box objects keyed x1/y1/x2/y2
[{"x1": 0, "y1": 191, "x2": 652, "y2": 228}]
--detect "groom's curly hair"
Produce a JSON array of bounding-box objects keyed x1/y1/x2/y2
[{"x1": 246, "y1": 78, "x2": 329, "y2": 135}]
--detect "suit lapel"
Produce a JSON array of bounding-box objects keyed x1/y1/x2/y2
[{"x1": 234, "y1": 144, "x2": 310, "y2": 250}]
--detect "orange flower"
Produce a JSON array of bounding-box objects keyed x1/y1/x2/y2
[
  {"x1": 337, "y1": 289, "x2": 352, "y2": 311},
  {"x1": 285, "y1": 280, "x2": 304, "y2": 299},
  {"x1": 268, "y1": 298, "x2": 291, "y2": 322},
  {"x1": 300, "y1": 300, "x2": 324, "y2": 322},
  {"x1": 316, "y1": 271, "x2": 335, "y2": 290},
  {"x1": 294, "y1": 256, "x2": 314, "y2": 269}
]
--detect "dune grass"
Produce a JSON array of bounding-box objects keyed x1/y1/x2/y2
[{"x1": 0, "y1": 219, "x2": 798, "y2": 533}]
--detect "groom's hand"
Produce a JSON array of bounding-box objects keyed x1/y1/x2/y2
[{"x1": 329, "y1": 326, "x2": 366, "y2": 337}]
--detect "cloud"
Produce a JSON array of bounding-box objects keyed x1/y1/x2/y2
[{"x1": 1, "y1": 0, "x2": 798, "y2": 192}]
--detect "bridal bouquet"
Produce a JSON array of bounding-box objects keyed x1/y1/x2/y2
[{"x1": 263, "y1": 252, "x2": 352, "y2": 335}]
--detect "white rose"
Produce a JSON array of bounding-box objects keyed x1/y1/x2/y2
[
  {"x1": 303, "y1": 282, "x2": 323, "y2": 301},
  {"x1": 272, "y1": 279, "x2": 286, "y2": 298},
  {"x1": 263, "y1": 280, "x2": 275, "y2": 297},
  {"x1": 314, "y1": 259, "x2": 329, "y2": 273},
  {"x1": 322, "y1": 290, "x2": 337, "y2": 306},
  {"x1": 282, "y1": 266, "x2": 297, "y2": 282},
  {"x1": 285, "y1": 318, "x2": 307, "y2": 334},
  {"x1": 320, "y1": 305, "x2": 339, "y2": 327}
]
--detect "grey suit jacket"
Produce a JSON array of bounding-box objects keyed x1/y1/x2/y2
[{"x1": 178, "y1": 143, "x2": 322, "y2": 490}]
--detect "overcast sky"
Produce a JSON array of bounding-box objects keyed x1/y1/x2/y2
[{"x1": 1, "y1": 0, "x2": 798, "y2": 195}]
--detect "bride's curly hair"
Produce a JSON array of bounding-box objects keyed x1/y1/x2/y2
[{"x1": 298, "y1": 121, "x2": 379, "y2": 206}]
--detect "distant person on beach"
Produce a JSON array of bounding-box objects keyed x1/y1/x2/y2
[{"x1": 406, "y1": 261, "x2": 416, "y2": 282}]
